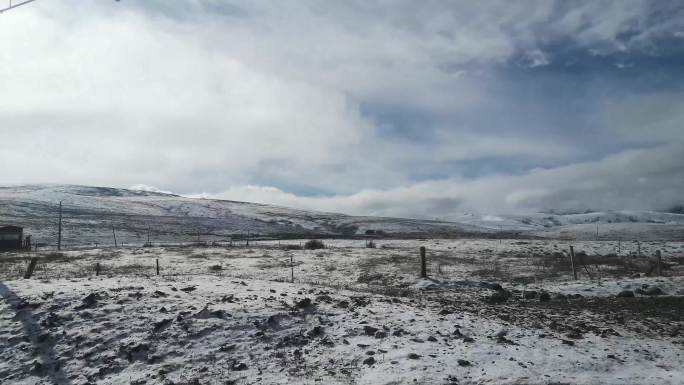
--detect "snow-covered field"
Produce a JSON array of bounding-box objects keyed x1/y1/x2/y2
[{"x1": 2, "y1": 239, "x2": 683, "y2": 385}]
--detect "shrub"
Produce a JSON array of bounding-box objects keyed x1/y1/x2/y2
[
  {"x1": 208, "y1": 264, "x2": 223, "y2": 272},
  {"x1": 366, "y1": 241, "x2": 376, "y2": 248},
  {"x1": 304, "y1": 239, "x2": 325, "y2": 250}
]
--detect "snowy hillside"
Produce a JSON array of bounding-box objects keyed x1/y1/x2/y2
[
  {"x1": 0, "y1": 185, "x2": 490, "y2": 247},
  {"x1": 452, "y1": 211, "x2": 684, "y2": 241},
  {"x1": 1, "y1": 184, "x2": 682, "y2": 247}
]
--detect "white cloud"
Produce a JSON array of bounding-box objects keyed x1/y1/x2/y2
[
  {"x1": 198, "y1": 144, "x2": 684, "y2": 218},
  {"x1": 1, "y1": 1, "x2": 682, "y2": 217}
]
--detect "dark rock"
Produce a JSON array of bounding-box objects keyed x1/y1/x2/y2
[
  {"x1": 218, "y1": 344, "x2": 236, "y2": 352},
  {"x1": 427, "y1": 336, "x2": 437, "y2": 342},
  {"x1": 231, "y1": 362, "x2": 247, "y2": 371},
  {"x1": 538, "y1": 292, "x2": 551, "y2": 302},
  {"x1": 566, "y1": 331, "x2": 583, "y2": 339},
  {"x1": 40, "y1": 312, "x2": 61, "y2": 328},
  {"x1": 180, "y1": 286, "x2": 196, "y2": 292},
  {"x1": 523, "y1": 290, "x2": 537, "y2": 299},
  {"x1": 308, "y1": 326, "x2": 325, "y2": 338},
  {"x1": 483, "y1": 282, "x2": 504, "y2": 291},
  {"x1": 408, "y1": 353, "x2": 421, "y2": 359},
  {"x1": 487, "y1": 290, "x2": 509, "y2": 303},
  {"x1": 152, "y1": 290, "x2": 167, "y2": 298},
  {"x1": 457, "y1": 359, "x2": 471, "y2": 367},
  {"x1": 194, "y1": 306, "x2": 226, "y2": 319},
  {"x1": 561, "y1": 339, "x2": 575, "y2": 346},
  {"x1": 153, "y1": 318, "x2": 172, "y2": 332},
  {"x1": 643, "y1": 286, "x2": 664, "y2": 296},
  {"x1": 336, "y1": 300, "x2": 349, "y2": 308},
  {"x1": 316, "y1": 294, "x2": 333, "y2": 303},
  {"x1": 439, "y1": 309, "x2": 453, "y2": 315},
  {"x1": 295, "y1": 298, "x2": 313, "y2": 308},
  {"x1": 76, "y1": 293, "x2": 99, "y2": 309},
  {"x1": 616, "y1": 290, "x2": 635, "y2": 298},
  {"x1": 32, "y1": 360, "x2": 45, "y2": 375},
  {"x1": 363, "y1": 326, "x2": 379, "y2": 336},
  {"x1": 374, "y1": 331, "x2": 387, "y2": 339},
  {"x1": 363, "y1": 356, "x2": 376, "y2": 365}
]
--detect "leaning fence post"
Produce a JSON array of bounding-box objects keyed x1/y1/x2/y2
[
  {"x1": 656, "y1": 250, "x2": 662, "y2": 276},
  {"x1": 569, "y1": 246, "x2": 578, "y2": 280},
  {"x1": 24, "y1": 258, "x2": 38, "y2": 279},
  {"x1": 420, "y1": 247, "x2": 427, "y2": 278},
  {"x1": 156, "y1": 259, "x2": 160, "y2": 276}
]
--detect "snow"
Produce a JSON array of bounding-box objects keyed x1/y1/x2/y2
[{"x1": 1, "y1": 238, "x2": 683, "y2": 384}]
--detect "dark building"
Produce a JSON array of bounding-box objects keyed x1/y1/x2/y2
[{"x1": 0, "y1": 225, "x2": 23, "y2": 251}]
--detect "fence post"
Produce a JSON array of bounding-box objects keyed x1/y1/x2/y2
[
  {"x1": 656, "y1": 250, "x2": 662, "y2": 276},
  {"x1": 420, "y1": 247, "x2": 427, "y2": 278},
  {"x1": 569, "y1": 246, "x2": 578, "y2": 280},
  {"x1": 290, "y1": 255, "x2": 294, "y2": 283},
  {"x1": 24, "y1": 258, "x2": 38, "y2": 279},
  {"x1": 156, "y1": 259, "x2": 160, "y2": 276},
  {"x1": 96, "y1": 262, "x2": 100, "y2": 276}
]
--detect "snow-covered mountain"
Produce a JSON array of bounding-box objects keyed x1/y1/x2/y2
[
  {"x1": 451, "y1": 210, "x2": 684, "y2": 241},
  {"x1": 453, "y1": 210, "x2": 684, "y2": 230},
  {"x1": 1, "y1": 184, "x2": 682, "y2": 247},
  {"x1": 0, "y1": 185, "x2": 490, "y2": 247}
]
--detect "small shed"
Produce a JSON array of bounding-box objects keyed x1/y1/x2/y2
[{"x1": 0, "y1": 225, "x2": 23, "y2": 251}]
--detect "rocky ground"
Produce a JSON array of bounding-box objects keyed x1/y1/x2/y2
[{"x1": 1, "y1": 239, "x2": 683, "y2": 385}]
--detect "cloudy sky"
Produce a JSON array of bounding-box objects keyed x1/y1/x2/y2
[{"x1": 1, "y1": 0, "x2": 683, "y2": 219}]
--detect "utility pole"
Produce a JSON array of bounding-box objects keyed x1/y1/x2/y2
[{"x1": 57, "y1": 201, "x2": 62, "y2": 251}]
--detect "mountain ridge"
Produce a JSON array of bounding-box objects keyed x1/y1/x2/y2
[{"x1": 1, "y1": 184, "x2": 683, "y2": 246}]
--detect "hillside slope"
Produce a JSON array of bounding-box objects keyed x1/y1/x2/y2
[
  {"x1": 2, "y1": 184, "x2": 682, "y2": 247},
  {"x1": 0, "y1": 185, "x2": 490, "y2": 247}
]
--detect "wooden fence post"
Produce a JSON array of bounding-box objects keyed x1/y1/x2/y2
[
  {"x1": 156, "y1": 259, "x2": 160, "y2": 276},
  {"x1": 96, "y1": 262, "x2": 100, "y2": 276},
  {"x1": 420, "y1": 247, "x2": 427, "y2": 278},
  {"x1": 290, "y1": 255, "x2": 294, "y2": 283},
  {"x1": 617, "y1": 238, "x2": 621, "y2": 255},
  {"x1": 569, "y1": 246, "x2": 578, "y2": 280},
  {"x1": 656, "y1": 250, "x2": 662, "y2": 276},
  {"x1": 24, "y1": 258, "x2": 38, "y2": 279}
]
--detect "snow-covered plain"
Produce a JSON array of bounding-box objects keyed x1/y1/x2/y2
[{"x1": 1, "y1": 238, "x2": 683, "y2": 385}]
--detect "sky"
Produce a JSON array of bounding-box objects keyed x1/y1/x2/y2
[{"x1": 1, "y1": 0, "x2": 683, "y2": 219}]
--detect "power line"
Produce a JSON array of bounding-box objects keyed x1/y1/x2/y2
[{"x1": 0, "y1": 0, "x2": 37, "y2": 14}]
